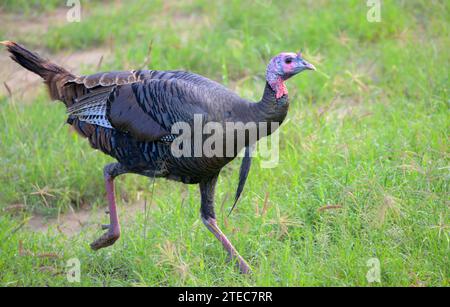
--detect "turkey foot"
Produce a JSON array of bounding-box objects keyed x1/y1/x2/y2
[
  {"x1": 90, "y1": 226, "x2": 120, "y2": 250},
  {"x1": 202, "y1": 217, "x2": 252, "y2": 274}
]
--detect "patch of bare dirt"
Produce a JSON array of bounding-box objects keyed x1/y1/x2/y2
[{"x1": 27, "y1": 200, "x2": 153, "y2": 237}]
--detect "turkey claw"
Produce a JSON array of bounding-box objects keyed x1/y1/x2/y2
[{"x1": 90, "y1": 228, "x2": 120, "y2": 251}]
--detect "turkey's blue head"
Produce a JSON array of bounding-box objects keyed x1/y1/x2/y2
[{"x1": 266, "y1": 51, "x2": 315, "y2": 99}]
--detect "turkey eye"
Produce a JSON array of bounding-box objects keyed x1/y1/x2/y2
[{"x1": 285, "y1": 58, "x2": 293, "y2": 64}]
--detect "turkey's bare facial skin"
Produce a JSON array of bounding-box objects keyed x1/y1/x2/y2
[{"x1": 202, "y1": 217, "x2": 252, "y2": 274}]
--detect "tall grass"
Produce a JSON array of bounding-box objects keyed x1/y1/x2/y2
[{"x1": 0, "y1": 0, "x2": 448, "y2": 286}]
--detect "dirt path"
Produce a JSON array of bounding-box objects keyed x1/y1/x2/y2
[{"x1": 27, "y1": 200, "x2": 153, "y2": 236}]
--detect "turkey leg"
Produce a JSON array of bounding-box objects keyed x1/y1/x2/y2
[
  {"x1": 90, "y1": 163, "x2": 127, "y2": 250},
  {"x1": 200, "y1": 176, "x2": 252, "y2": 274}
]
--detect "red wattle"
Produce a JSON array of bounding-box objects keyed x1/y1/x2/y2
[{"x1": 276, "y1": 81, "x2": 288, "y2": 99}]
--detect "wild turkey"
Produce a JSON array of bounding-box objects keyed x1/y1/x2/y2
[{"x1": 1, "y1": 41, "x2": 315, "y2": 274}]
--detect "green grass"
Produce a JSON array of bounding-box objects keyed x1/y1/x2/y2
[
  {"x1": 0, "y1": 0, "x2": 62, "y2": 13},
  {"x1": 0, "y1": 0, "x2": 448, "y2": 286}
]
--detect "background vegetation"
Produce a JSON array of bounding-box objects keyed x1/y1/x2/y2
[{"x1": 0, "y1": 0, "x2": 448, "y2": 286}]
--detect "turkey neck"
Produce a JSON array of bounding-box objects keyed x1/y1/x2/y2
[{"x1": 251, "y1": 82, "x2": 289, "y2": 138}]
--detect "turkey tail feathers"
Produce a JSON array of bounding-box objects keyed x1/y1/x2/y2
[
  {"x1": 1, "y1": 41, "x2": 65, "y2": 79},
  {"x1": 1, "y1": 41, "x2": 74, "y2": 101}
]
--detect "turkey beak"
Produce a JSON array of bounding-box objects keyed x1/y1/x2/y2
[
  {"x1": 297, "y1": 56, "x2": 316, "y2": 72},
  {"x1": 303, "y1": 60, "x2": 316, "y2": 71}
]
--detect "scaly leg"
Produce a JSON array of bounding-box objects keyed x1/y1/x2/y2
[
  {"x1": 200, "y1": 175, "x2": 252, "y2": 274},
  {"x1": 90, "y1": 163, "x2": 128, "y2": 251}
]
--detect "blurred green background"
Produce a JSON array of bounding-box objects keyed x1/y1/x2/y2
[{"x1": 0, "y1": 0, "x2": 448, "y2": 286}]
